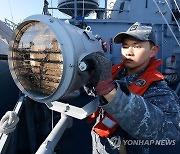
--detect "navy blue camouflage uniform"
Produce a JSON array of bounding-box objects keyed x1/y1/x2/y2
[{"x1": 92, "y1": 67, "x2": 180, "y2": 154}]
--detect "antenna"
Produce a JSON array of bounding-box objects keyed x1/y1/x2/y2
[{"x1": 7, "y1": 0, "x2": 14, "y2": 22}]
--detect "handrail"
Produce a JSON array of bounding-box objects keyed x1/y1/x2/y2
[
  {"x1": 4, "y1": 18, "x2": 17, "y2": 30},
  {"x1": 153, "y1": 0, "x2": 180, "y2": 47},
  {"x1": 165, "y1": 0, "x2": 180, "y2": 31},
  {"x1": 0, "y1": 96, "x2": 24, "y2": 154},
  {"x1": 173, "y1": 0, "x2": 180, "y2": 14}
]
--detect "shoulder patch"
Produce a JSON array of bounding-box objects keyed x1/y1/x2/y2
[{"x1": 135, "y1": 79, "x2": 146, "y2": 86}]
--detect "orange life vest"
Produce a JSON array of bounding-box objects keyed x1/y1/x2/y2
[{"x1": 89, "y1": 59, "x2": 164, "y2": 138}]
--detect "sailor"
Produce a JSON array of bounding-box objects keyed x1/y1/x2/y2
[
  {"x1": 83, "y1": 22, "x2": 180, "y2": 154},
  {"x1": 0, "y1": 111, "x2": 19, "y2": 134}
]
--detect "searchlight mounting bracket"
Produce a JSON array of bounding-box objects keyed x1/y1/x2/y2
[{"x1": 45, "y1": 98, "x2": 99, "y2": 119}]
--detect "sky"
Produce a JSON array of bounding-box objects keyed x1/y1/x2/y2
[
  {"x1": 0, "y1": 0, "x2": 105, "y2": 24},
  {"x1": 0, "y1": 0, "x2": 70, "y2": 24}
]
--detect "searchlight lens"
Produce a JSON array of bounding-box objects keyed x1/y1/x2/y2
[{"x1": 12, "y1": 21, "x2": 63, "y2": 96}]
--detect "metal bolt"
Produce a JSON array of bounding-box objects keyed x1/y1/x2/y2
[
  {"x1": 64, "y1": 105, "x2": 70, "y2": 112},
  {"x1": 79, "y1": 62, "x2": 87, "y2": 71},
  {"x1": 69, "y1": 64, "x2": 74, "y2": 67},
  {"x1": 49, "y1": 18, "x2": 54, "y2": 23}
]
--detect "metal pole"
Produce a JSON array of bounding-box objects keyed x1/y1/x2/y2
[
  {"x1": 173, "y1": 0, "x2": 180, "y2": 14},
  {"x1": 74, "y1": 0, "x2": 77, "y2": 19},
  {"x1": 105, "y1": 0, "x2": 108, "y2": 19},
  {"x1": 35, "y1": 114, "x2": 72, "y2": 154}
]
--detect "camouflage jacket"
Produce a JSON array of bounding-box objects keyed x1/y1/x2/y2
[{"x1": 92, "y1": 67, "x2": 180, "y2": 154}]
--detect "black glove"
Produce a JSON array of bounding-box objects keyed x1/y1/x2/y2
[{"x1": 82, "y1": 52, "x2": 115, "y2": 95}]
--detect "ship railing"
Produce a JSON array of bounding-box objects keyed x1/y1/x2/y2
[
  {"x1": 4, "y1": 18, "x2": 17, "y2": 30},
  {"x1": 0, "y1": 96, "x2": 24, "y2": 154}
]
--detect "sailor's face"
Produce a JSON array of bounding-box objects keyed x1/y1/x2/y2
[{"x1": 121, "y1": 36, "x2": 157, "y2": 74}]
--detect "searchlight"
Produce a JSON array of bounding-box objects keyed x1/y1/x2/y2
[{"x1": 8, "y1": 15, "x2": 102, "y2": 104}]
